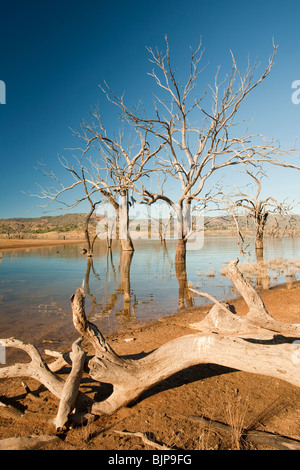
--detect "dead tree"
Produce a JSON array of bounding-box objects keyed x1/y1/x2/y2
[
  {"x1": 1, "y1": 259, "x2": 300, "y2": 436},
  {"x1": 64, "y1": 109, "x2": 164, "y2": 252},
  {"x1": 32, "y1": 160, "x2": 102, "y2": 256},
  {"x1": 81, "y1": 172, "x2": 101, "y2": 256},
  {"x1": 104, "y1": 37, "x2": 300, "y2": 268},
  {"x1": 215, "y1": 165, "x2": 296, "y2": 261},
  {"x1": 33, "y1": 101, "x2": 164, "y2": 253}
]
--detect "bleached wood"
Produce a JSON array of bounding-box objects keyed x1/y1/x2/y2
[
  {"x1": 0, "y1": 338, "x2": 65, "y2": 399},
  {"x1": 226, "y1": 258, "x2": 300, "y2": 335},
  {"x1": 68, "y1": 269, "x2": 300, "y2": 415},
  {"x1": 189, "y1": 259, "x2": 300, "y2": 338},
  {"x1": 53, "y1": 337, "x2": 86, "y2": 431}
]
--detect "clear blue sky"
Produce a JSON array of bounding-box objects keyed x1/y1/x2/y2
[{"x1": 1, "y1": 0, "x2": 300, "y2": 218}]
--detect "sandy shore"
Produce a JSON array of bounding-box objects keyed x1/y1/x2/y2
[
  {"x1": 0, "y1": 278, "x2": 300, "y2": 450},
  {"x1": 0, "y1": 238, "x2": 85, "y2": 250},
  {"x1": 0, "y1": 231, "x2": 241, "y2": 251}
]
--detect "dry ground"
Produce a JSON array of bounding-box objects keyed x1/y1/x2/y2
[{"x1": 1, "y1": 278, "x2": 300, "y2": 450}]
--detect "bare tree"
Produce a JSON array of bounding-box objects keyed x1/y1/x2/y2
[
  {"x1": 72, "y1": 102, "x2": 169, "y2": 252},
  {"x1": 216, "y1": 165, "x2": 297, "y2": 261},
  {"x1": 34, "y1": 160, "x2": 102, "y2": 256},
  {"x1": 35, "y1": 106, "x2": 165, "y2": 252},
  {"x1": 104, "y1": 37, "x2": 299, "y2": 266}
]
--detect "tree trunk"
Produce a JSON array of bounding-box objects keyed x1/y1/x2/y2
[
  {"x1": 119, "y1": 250, "x2": 134, "y2": 317},
  {"x1": 175, "y1": 256, "x2": 194, "y2": 309},
  {"x1": 175, "y1": 238, "x2": 187, "y2": 264},
  {"x1": 119, "y1": 192, "x2": 134, "y2": 252},
  {"x1": 174, "y1": 199, "x2": 192, "y2": 264},
  {"x1": 84, "y1": 207, "x2": 94, "y2": 257},
  {"x1": 53, "y1": 337, "x2": 86, "y2": 431},
  {"x1": 70, "y1": 261, "x2": 300, "y2": 415},
  {"x1": 255, "y1": 212, "x2": 268, "y2": 261}
]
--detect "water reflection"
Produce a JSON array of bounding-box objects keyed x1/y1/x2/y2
[
  {"x1": 175, "y1": 258, "x2": 194, "y2": 309},
  {"x1": 0, "y1": 236, "x2": 300, "y2": 348}
]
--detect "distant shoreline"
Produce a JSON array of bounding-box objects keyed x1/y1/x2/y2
[
  {"x1": 0, "y1": 238, "x2": 85, "y2": 250},
  {"x1": 0, "y1": 230, "x2": 295, "y2": 251}
]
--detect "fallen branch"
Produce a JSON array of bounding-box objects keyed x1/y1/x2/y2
[
  {"x1": 226, "y1": 258, "x2": 300, "y2": 335},
  {"x1": 53, "y1": 337, "x2": 86, "y2": 431},
  {"x1": 114, "y1": 430, "x2": 171, "y2": 450},
  {"x1": 0, "y1": 338, "x2": 65, "y2": 399},
  {"x1": 189, "y1": 258, "x2": 300, "y2": 338}
]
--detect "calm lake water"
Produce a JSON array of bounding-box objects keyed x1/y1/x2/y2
[{"x1": 0, "y1": 236, "x2": 300, "y2": 350}]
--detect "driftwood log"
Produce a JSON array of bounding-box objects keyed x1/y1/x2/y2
[{"x1": 1, "y1": 258, "x2": 300, "y2": 441}]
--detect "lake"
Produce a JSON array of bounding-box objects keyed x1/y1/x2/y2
[{"x1": 0, "y1": 236, "x2": 300, "y2": 351}]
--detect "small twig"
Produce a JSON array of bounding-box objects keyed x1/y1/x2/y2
[
  {"x1": 44, "y1": 349, "x2": 72, "y2": 372},
  {"x1": 114, "y1": 430, "x2": 172, "y2": 450},
  {"x1": 189, "y1": 287, "x2": 231, "y2": 314}
]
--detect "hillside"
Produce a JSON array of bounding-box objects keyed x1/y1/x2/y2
[
  {"x1": 0, "y1": 213, "x2": 98, "y2": 238},
  {"x1": 0, "y1": 212, "x2": 299, "y2": 239}
]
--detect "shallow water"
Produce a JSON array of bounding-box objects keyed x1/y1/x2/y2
[{"x1": 0, "y1": 236, "x2": 299, "y2": 350}]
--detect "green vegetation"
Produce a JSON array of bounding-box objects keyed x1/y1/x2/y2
[{"x1": 0, "y1": 214, "x2": 98, "y2": 238}]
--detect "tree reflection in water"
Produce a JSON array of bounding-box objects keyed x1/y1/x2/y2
[{"x1": 1, "y1": 237, "x2": 300, "y2": 346}]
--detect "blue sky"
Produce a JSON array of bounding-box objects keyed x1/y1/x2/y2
[{"x1": 1, "y1": 0, "x2": 300, "y2": 218}]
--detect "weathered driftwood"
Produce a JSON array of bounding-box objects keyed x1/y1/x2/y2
[
  {"x1": 0, "y1": 338, "x2": 65, "y2": 399},
  {"x1": 189, "y1": 258, "x2": 300, "y2": 338},
  {"x1": 1, "y1": 258, "x2": 300, "y2": 439},
  {"x1": 53, "y1": 337, "x2": 86, "y2": 431}
]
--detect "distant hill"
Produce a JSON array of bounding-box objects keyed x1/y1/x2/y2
[
  {"x1": 0, "y1": 213, "x2": 100, "y2": 238},
  {"x1": 0, "y1": 212, "x2": 299, "y2": 239}
]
